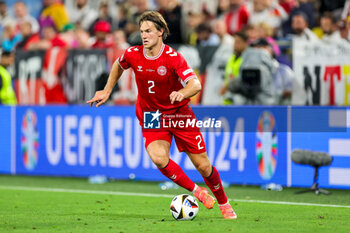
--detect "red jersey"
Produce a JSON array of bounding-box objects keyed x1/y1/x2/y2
[
  {"x1": 117, "y1": 44, "x2": 197, "y2": 121},
  {"x1": 224, "y1": 5, "x2": 249, "y2": 35}
]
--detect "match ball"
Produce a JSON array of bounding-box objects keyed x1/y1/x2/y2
[{"x1": 170, "y1": 194, "x2": 199, "y2": 221}]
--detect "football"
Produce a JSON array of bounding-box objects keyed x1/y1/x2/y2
[{"x1": 170, "y1": 194, "x2": 199, "y2": 221}]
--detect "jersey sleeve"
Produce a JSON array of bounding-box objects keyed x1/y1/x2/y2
[
  {"x1": 116, "y1": 47, "x2": 132, "y2": 70},
  {"x1": 174, "y1": 52, "x2": 197, "y2": 83}
]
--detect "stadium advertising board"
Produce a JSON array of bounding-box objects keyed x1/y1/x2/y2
[
  {"x1": 291, "y1": 107, "x2": 350, "y2": 189},
  {"x1": 0, "y1": 107, "x2": 12, "y2": 174},
  {"x1": 14, "y1": 106, "x2": 287, "y2": 186},
  {"x1": 3, "y1": 106, "x2": 349, "y2": 189},
  {"x1": 292, "y1": 40, "x2": 350, "y2": 105},
  {"x1": 14, "y1": 49, "x2": 107, "y2": 104}
]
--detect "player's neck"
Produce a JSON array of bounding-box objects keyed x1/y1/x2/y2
[{"x1": 145, "y1": 41, "x2": 164, "y2": 57}]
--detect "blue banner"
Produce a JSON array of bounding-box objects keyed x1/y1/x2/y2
[
  {"x1": 291, "y1": 107, "x2": 350, "y2": 189},
  {"x1": 14, "y1": 106, "x2": 288, "y2": 186},
  {"x1": 3, "y1": 105, "x2": 349, "y2": 189},
  {"x1": 0, "y1": 107, "x2": 11, "y2": 173},
  {"x1": 193, "y1": 106, "x2": 287, "y2": 185}
]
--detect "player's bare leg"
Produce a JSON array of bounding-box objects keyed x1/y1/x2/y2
[
  {"x1": 147, "y1": 140, "x2": 196, "y2": 192},
  {"x1": 184, "y1": 151, "x2": 215, "y2": 209},
  {"x1": 146, "y1": 140, "x2": 171, "y2": 168},
  {"x1": 187, "y1": 152, "x2": 237, "y2": 219}
]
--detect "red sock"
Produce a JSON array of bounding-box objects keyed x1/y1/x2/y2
[
  {"x1": 203, "y1": 166, "x2": 228, "y2": 205},
  {"x1": 158, "y1": 159, "x2": 195, "y2": 192}
]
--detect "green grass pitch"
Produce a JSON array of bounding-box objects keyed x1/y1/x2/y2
[{"x1": 0, "y1": 175, "x2": 350, "y2": 233}]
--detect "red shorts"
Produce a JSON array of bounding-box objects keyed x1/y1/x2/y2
[{"x1": 142, "y1": 104, "x2": 207, "y2": 154}]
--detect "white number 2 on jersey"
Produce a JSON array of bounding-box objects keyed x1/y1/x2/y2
[
  {"x1": 196, "y1": 135, "x2": 204, "y2": 150},
  {"x1": 148, "y1": 81, "x2": 155, "y2": 94}
]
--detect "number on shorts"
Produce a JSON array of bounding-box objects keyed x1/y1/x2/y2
[
  {"x1": 148, "y1": 80, "x2": 155, "y2": 93},
  {"x1": 196, "y1": 135, "x2": 204, "y2": 150}
]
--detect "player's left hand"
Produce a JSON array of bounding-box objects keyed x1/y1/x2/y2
[
  {"x1": 87, "y1": 90, "x2": 110, "y2": 107},
  {"x1": 169, "y1": 91, "x2": 185, "y2": 104}
]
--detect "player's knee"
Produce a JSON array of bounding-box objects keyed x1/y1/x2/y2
[
  {"x1": 149, "y1": 149, "x2": 169, "y2": 168},
  {"x1": 152, "y1": 156, "x2": 169, "y2": 168},
  {"x1": 196, "y1": 163, "x2": 212, "y2": 177}
]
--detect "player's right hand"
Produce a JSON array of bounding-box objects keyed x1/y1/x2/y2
[{"x1": 86, "y1": 90, "x2": 110, "y2": 107}]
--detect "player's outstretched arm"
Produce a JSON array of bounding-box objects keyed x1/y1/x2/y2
[
  {"x1": 87, "y1": 60, "x2": 124, "y2": 107},
  {"x1": 169, "y1": 78, "x2": 201, "y2": 104}
]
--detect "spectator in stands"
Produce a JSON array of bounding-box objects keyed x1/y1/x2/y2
[
  {"x1": 313, "y1": 12, "x2": 343, "y2": 43},
  {"x1": 255, "y1": 22, "x2": 281, "y2": 56},
  {"x1": 212, "y1": 18, "x2": 235, "y2": 47},
  {"x1": 278, "y1": 0, "x2": 297, "y2": 14},
  {"x1": 28, "y1": 25, "x2": 67, "y2": 50},
  {"x1": 244, "y1": 24, "x2": 283, "y2": 61},
  {"x1": 185, "y1": 11, "x2": 205, "y2": 45},
  {"x1": 339, "y1": 17, "x2": 350, "y2": 42},
  {"x1": 217, "y1": 0, "x2": 231, "y2": 17},
  {"x1": 282, "y1": 0, "x2": 315, "y2": 36},
  {"x1": 0, "y1": 50, "x2": 17, "y2": 105},
  {"x1": 91, "y1": 21, "x2": 113, "y2": 49},
  {"x1": 89, "y1": 0, "x2": 114, "y2": 35},
  {"x1": 321, "y1": 14, "x2": 345, "y2": 43},
  {"x1": 290, "y1": 12, "x2": 318, "y2": 41},
  {"x1": 319, "y1": 0, "x2": 346, "y2": 17},
  {"x1": 13, "y1": 1, "x2": 39, "y2": 34},
  {"x1": 157, "y1": 0, "x2": 184, "y2": 44},
  {"x1": 108, "y1": 30, "x2": 135, "y2": 105},
  {"x1": 107, "y1": 29, "x2": 130, "y2": 68},
  {"x1": 180, "y1": 0, "x2": 217, "y2": 17},
  {"x1": 1, "y1": 20, "x2": 22, "y2": 52},
  {"x1": 195, "y1": 23, "x2": 220, "y2": 46},
  {"x1": 125, "y1": 0, "x2": 149, "y2": 45},
  {"x1": 223, "y1": 0, "x2": 249, "y2": 35},
  {"x1": 0, "y1": 1, "x2": 10, "y2": 22},
  {"x1": 113, "y1": 29, "x2": 129, "y2": 52},
  {"x1": 0, "y1": 1, "x2": 14, "y2": 44},
  {"x1": 243, "y1": 24, "x2": 259, "y2": 42},
  {"x1": 221, "y1": 31, "x2": 249, "y2": 104},
  {"x1": 0, "y1": 1, "x2": 11, "y2": 23},
  {"x1": 74, "y1": 27, "x2": 91, "y2": 49},
  {"x1": 248, "y1": 0, "x2": 288, "y2": 31},
  {"x1": 16, "y1": 21, "x2": 40, "y2": 50},
  {"x1": 115, "y1": 2, "x2": 129, "y2": 30},
  {"x1": 39, "y1": 0, "x2": 69, "y2": 32},
  {"x1": 69, "y1": 0, "x2": 98, "y2": 32},
  {"x1": 59, "y1": 23, "x2": 80, "y2": 49}
]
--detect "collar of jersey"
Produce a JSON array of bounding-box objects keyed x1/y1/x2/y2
[{"x1": 143, "y1": 43, "x2": 165, "y2": 60}]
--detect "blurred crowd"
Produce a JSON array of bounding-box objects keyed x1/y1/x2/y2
[
  {"x1": 1, "y1": 0, "x2": 349, "y2": 51},
  {"x1": 0, "y1": 0, "x2": 350, "y2": 105}
]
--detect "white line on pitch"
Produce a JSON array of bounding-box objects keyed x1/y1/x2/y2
[
  {"x1": 232, "y1": 199, "x2": 350, "y2": 208},
  {"x1": 0, "y1": 185, "x2": 349, "y2": 209},
  {"x1": 0, "y1": 185, "x2": 176, "y2": 198}
]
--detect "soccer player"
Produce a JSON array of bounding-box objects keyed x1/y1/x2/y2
[{"x1": 87, "y1": 11, "x2": 237, "y2": 219}]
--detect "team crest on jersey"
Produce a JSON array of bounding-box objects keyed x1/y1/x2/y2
[{"x1": 157, "y1": 66, "x2": 167, "y2": 76}]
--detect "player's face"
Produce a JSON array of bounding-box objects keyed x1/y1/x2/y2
[{"x1": 140, "y1": 21, "x2": 163, "y2": 49}]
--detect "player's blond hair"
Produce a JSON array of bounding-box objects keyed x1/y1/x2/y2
[{"x1": 138, "y1": 11, "x2": 170, "y2": 41}]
